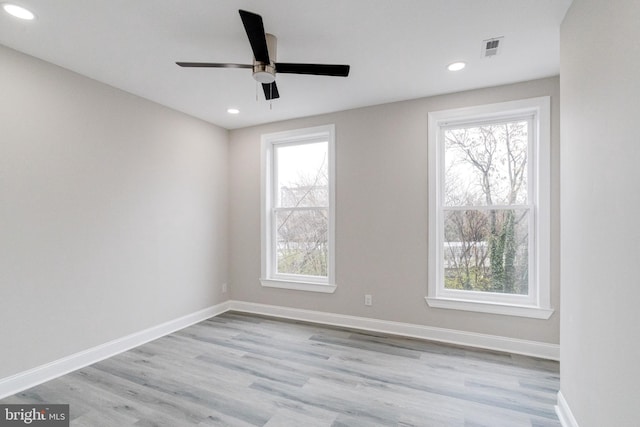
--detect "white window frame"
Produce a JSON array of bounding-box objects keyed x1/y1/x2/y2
[
  {"x1": 426, "y1": 97, "x2": 553, "y2": 319},
  {"x1": 260, "y1": 124, "x2": 336, "y2": 293}
]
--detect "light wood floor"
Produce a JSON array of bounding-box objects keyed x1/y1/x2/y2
[{"x1": 1, "y1": 312, "x2": 561, "y2": 426}]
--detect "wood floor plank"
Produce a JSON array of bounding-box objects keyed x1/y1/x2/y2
[{"x1": 0, "y1": 312, "x2": 561, "y2": 426}]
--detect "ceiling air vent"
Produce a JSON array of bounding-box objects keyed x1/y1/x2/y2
[{"x1": 482, "y1": 37, "x2": 503, "y2": 57}]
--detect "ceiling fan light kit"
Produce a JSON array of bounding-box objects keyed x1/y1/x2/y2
[
  {"x1": 252, "y1": 63, "x2": 276, "y2": 84},
  {"x1": 177, "y1": 9, "x2": 350, "y2": 101}
]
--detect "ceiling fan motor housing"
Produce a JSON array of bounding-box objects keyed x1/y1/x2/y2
[{"x1": 253, "y1": 33, "x2": 277, "y2": 83}]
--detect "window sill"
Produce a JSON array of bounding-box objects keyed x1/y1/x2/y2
[
  {"x1": 260, "y1": 278, "x2": 337, "y2": 293},
  {"x1": 425, "y1": 297, "x2": 554, "y2": 319}
]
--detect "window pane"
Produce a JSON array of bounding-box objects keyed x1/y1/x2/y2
[
  {"x1": 444, "y1": 121, "x2": 528, "y2": 206},
  {"x1": 443, "y1": 209, "x2": 529, "y2": 294},
  {"x1": 276, "y1": 209, "x2": 328, "y2": 277},
  {"x1": 276, "y1": 142, "x2": 328, "y2": 208}
]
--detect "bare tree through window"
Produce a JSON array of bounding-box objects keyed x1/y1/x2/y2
[
  {"x1": 274, "y1": 142, "x2": 329, "y2": 277},
  {"x1": 443, "y1": 121, "x2": 530, "y2": 294}
]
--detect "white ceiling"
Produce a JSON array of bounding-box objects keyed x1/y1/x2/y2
[{"x1": 0, "y1": 0, "x2": 572, "y2": 129}]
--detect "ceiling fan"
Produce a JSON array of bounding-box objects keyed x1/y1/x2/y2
[{"x1": 176, "y1": 10, "x2": 351, "y2": 100}]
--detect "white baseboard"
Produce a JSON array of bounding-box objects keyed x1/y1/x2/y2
[
  {"x1": 227, "y1": 300, "x2": 560, "y2": 361},
  {"x1": 556, "y1": 391, "x2": 580, "y2": 427},
  {"x1": 0, "y1": 301, "x2": 231, "y2": 400},
  {"x1": 1, "y1": 299, "x2": 559, "y2": 400}
]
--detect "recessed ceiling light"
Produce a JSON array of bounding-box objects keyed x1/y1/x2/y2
[
  {"x1": 2, "y1": 3, "x2": 35, "y2": 20},
  {"x1": 447, "y1": 62, "x2": 466, "y2": 72},
  {"x1": 227, "y1": 108, "x2": 240, "y2": 115}
]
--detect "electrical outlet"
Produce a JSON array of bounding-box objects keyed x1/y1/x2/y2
[
  {"x1": 364, "y1": 294, "x2": 372, "y2": 306},
  {"x1": 222, "y1": 283, "x2": 228, "y2": 293}
]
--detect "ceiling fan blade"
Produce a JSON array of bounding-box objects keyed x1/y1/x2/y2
[
  {"x1": 275, "y1": 63, "x2": 350, "y2": 77},
  {"x1": 176, "y1": 62, "x2": 252, "y2": 68},
  {"x1": 262, "y1": 82, "x2": 280, "y2": 100},
  {"x1": 239, "y1": 10, "x2": 270, "y2": 63}
]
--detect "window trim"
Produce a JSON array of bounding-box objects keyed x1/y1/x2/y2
[
  {"x1": 260, "y1": 124, "x2": 336, "y2": 293},
  {"x1": 426, "y1": 97, "x2": 553, "y2": 319}
]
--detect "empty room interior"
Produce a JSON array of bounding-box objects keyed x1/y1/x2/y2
[{"x1": 1, "y1": 1, "x2": 638, "y2": 426}]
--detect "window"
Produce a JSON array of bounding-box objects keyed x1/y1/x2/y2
[
  {"x1": 427, "y1": 97, "x2": 552, "y2": 318},
  {"x1": 261, "y1": 125, "x2": 336, "y2": 293}
]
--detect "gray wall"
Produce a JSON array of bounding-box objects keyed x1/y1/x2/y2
[
  {"x1": 229, "y1": 77, "x2": 560, "y2": 344},
  {"x1": 0, "y1": 45, "x2": 229, "y2": 379},
  {"x1": 560, "y1": 1, "x2": 640, "y2": 425}
]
